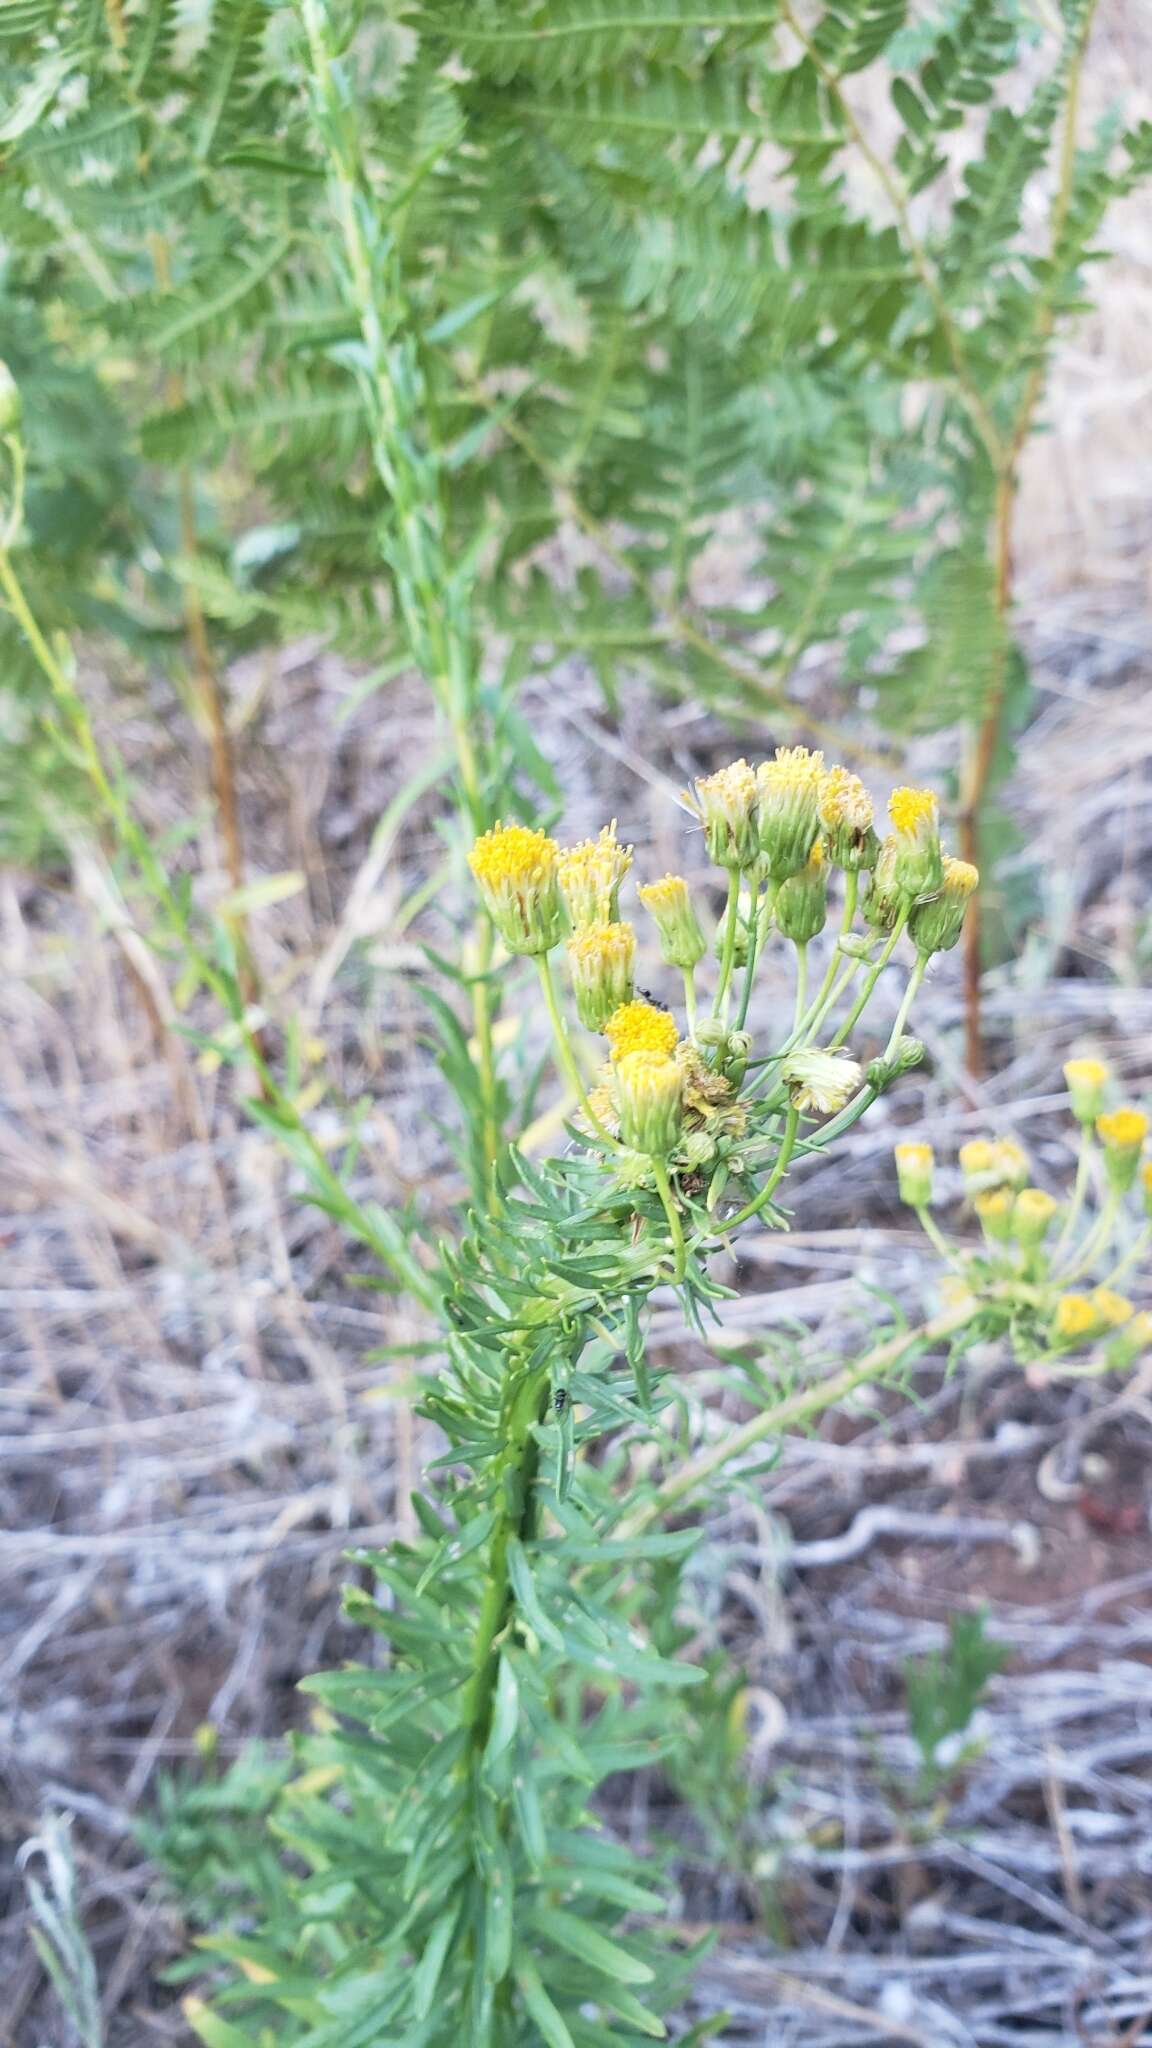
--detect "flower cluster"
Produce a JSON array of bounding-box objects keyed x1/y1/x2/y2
[
  {"x1": 895, "y1": 1059, "x2": 1151, "y2": 1375},
  {"x1": 468, "y1": 756, "x2": 968, "y2": 1277}
]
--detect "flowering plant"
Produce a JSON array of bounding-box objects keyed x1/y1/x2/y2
[
  {"x1": 896, "y1": 1061, "x2": 1151, "y2": 1378},
  {"x1": 174, "y1": 754, "x2": 980, "y2": 2047}
]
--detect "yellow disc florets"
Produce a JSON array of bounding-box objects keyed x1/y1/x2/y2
[
  {"x1": 558, "y1": 822, "x2": 633, "y2": 929},
  {"x1": 1097, "y1": 1108, "x2": 1148, "y2": 1152},
  {"x1": 894, "y1": 1141, "x2": 934, "y2": 1207},
  {"x1": 468, "y1": 822, "x2": 565, "y2": 955},
  {"x1": 1053, "y1": 1293, "x2": 1098, "y2": 1340},
  {"x1": 694, "y1": 760, "x2": 759, "y2": 870},
  {"x1": 604, "y1": 1000, "x2": 679, "y2": 1061},
  {"x1": 638, "y1": 874, "x2": 707, "y2": 970},
  {"x1": 1064, "y1": 1057, "x2": 1109, "y2": 1124},
  {"x1": 889, "y1": 786, "x2": 938, "y2": 838},
  {"x1": 566, "y1": 920, "x2": 636, "y2": 1030},
  {"x1": 819, "y1": 765, "x2": 873, "y2": 833},
  {"x1": 612, "y1": 1050, "x2": 684, "y2": 1157}
]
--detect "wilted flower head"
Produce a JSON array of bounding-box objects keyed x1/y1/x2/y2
[
  {"x1": 775, "y1": 839, "x2": 827, "y2": 946},
  {"x1": 781, "y1": 1046, "x2": 862, "y2": 1117},
  {"x1": 819, "y1": 767, "x2": 879, "y2": 872},
  {"x1": 888, "y1": 786, "x2": 943, "y2": 901},
  {"x1": 612, "y1": 1050, "x2": 684, "y2": 1157},
  {"x1": 604, "y1": 999, "x2": 679, "y2": 1061},
  {"x1": 638, "y1": 873, "x2": 707, "y2": 970},
  {"x1": 468, "y1": 822, "x2": 565, "y2": 955},
  {"x1": 1063, "y1": 1056, "x2": 1109, "y2": 1125},
  {"x1": 566, "y1": 921, "x2": 635, "y2": 1031},
  {"x1": 909, "y1": 855, "x2": 978, "y2": 957},
  {"x1": 558, "y1": 823, "x2": 632, "y2": 929},
  {"x1": 756, "y1": 746, "x2": 825, "y2": 884},
  {"x1": 694, "y1": 760, "x2": 759, "y2": 871}
]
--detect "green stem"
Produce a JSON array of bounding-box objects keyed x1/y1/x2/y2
[
  {"x1": 682, "y1": 966, "x2": 699, "y2": 1039},
  {"x1": 830, "y1": 907, "x2": 909, "y2": 1048},
  {"x1": 734, "y1": 878, "x2": 773, "y2": 1031},
  {"x1": 1094, "y1": 1224, "x2": 1152, "y2": 1295},
  {"x1": 711, "y1": 869, "x2": 742, "y2": 1021},
  {"x1": 914, "y1": 1204, "x2": 966, "y2": 1274},
  {"x1": 460, "y1": 1360, "x2": 551, "y2": 1752},
  {"x1": 720, "y1": 1104, "x2": 800, "y2": 1232},
  {"x1": 1061, "y1": 1190, "x2": 1121, "y2": 1286},
  {"x1": 1053, "y1": 1129, "x2": 1094, "y2": 1263},
  {"x1": 626, "y1": 1303, "x2": 978, "y2": 1533},
  {"x1": 883, "y1": 953, "x2": 926, "y2": 1060},
  {"x1": 651, "y1": 1158, "x2": 686, "y2": 1283},
  {"x1": 791, "y1": 944, "x2": 809, "y2": 1035},
  {"x1": 536, "y1": 952, "x2": 619, "y2": 1149}
]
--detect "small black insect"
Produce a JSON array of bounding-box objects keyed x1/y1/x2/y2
[
  {"x1": 635, "y1": 987, "x2": 671, "y2": 1011},
  {"x1": 553, "y1": 1388, "x2": 569, "y2": 1416}
]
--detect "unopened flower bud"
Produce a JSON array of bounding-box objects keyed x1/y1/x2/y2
[
  {"x1": 888, "y1": 786, "x2": 944, "y2": 902},
  {"x1": 693, "y1": 1017, "x2": 727, "y2": 1051},
  {"x1": 781, "y1": 1047, "x2": 862, "y2": 1118},
  {"x1": 894, "y1": 1141, "x2": 934, "y2": 1208},
  {"x1": 694, "y1": 760, "x2": 759, "y2": 871},
  {"x1": 1013, "y1": 1187, "x2": 1058, "y2": 1249},
  {"x1": 1064, "y1": 1056, "x2": 1109, "y2": 1126},
  {"x1": 638, "y1": 873, "x2": 707, "y2": 970},
  {"x1": 566, "y1": 921, "x2": 635, "y2": 1030},
  {"x1": 756, "y1": 746, "x2": 824, "y2": 884},
  {"x1": 838, "y1": 932, "x2": 873, "y2": 959},
  {"x1": 558, "y1": 823, "x2": 632, "y2": 929},
  {"x1": 818, "y1": 767, "x2": 879, "y2": 872},
  {"x1": 1095, "y1": 1107, "x2": 1148, "y2": 1194},
  {"x1": 724, "y1": 1028, "x2": 752, "y2": 1087},
  {"x1": 867, "y1": 1042, "x2": 924, "y2": 1092},
  {"x1": 679, "y1": 1128, "x2": 718, "y2": 1171},
  {"x1": 776, "y1": 840, "x2": 827, "y2": 945},
  {"x1": 612, "y1": 1050, "x2": 683, "y2": 1157},
  {"x1": 909, "y1": 855, "x2": 978, "y2": 957},
  {"x1": 862, "y1": 836, "x2": 903, "y2": 933},
  {"x1": 468, "y1": 822, "x2": 565, "y2": 955},
  {"x1": 0, "y1": 361, "x2": 21, "y2": 435}
]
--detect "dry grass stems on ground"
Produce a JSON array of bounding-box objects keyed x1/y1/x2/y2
[{"x1": 4, "y1": 8, "x2": 1152, "y2": 2044}]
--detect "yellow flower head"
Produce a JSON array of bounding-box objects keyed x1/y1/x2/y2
[
  {"x1": 1053, "y1": 1292, "x2": 1098, "y2": 1341},
  {"x1": 1097, "y1": 1108, "x2": 1148, "y2": 1151},
  {"x1": 694, "y1": 759, "x2": 759, "y2": 871},
  {"x1": 1092, "y1": 1287, "x2": 1133, "y2": 1329},
  {"x1": 975, "y1": 1187, "x2": 1014, "y2": 1242},
  {"x1": 756, "y1": 746, "x2": 825, "y2": 883},
  {"x1": 468, "y1": 822, "x2": 565, "y2": 955},
  {"x1": 604, "y1": 999, "x2": 679, "y2": 1061},
  {"x1": 612, "y1": 1050, "x2": 684, "y2": 1157},
  {"x1": 565, "y1": 920, "x2": 636, "y2": 1031},
  {"x1": 894, "y1": 1141, "x2": 934, "y2": 1208},
  {"x1": 888, "y1": 786, "x2": 943, "y2": 900},
  {"x1": 1063, "y1": 1056, "x2": 1109, "y2": 1124},
  {"x1": 820, "y1": 766, "x2": 873, "y2": 834},
  {"x1": 638, "y1": 874, "x2": 707, "y2": 970},
  {"x1": 1097, "y1": 1106, "x2": 1149, "y2": 1193},
  {"x1": 960, "y1": 1137, "x2": 1029, "y2": 1194},
  {"x1": 557, "y1": 822, "x2": 632, "y2": 929}
]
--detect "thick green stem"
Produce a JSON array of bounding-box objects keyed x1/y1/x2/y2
[{"x1": 461, "y1": 1361, "x2": 551, "y2": 1752}]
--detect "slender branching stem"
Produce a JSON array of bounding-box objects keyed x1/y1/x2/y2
[
  {"x1": 711, "y1": 869, "x2": 742, "y2": 1021},
  {"x1": 830, "y1": 909, "x2": 909, "y2": 1048}
]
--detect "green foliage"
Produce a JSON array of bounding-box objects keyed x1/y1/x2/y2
[{"x1": 905, "y1": 1608, "x2": 1008, "y2": 1796}]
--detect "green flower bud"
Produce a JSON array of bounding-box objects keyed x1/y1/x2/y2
[
  {"x1": 1063, "y1": 1057, "x2": 1109, "y2": 1127},
  {"x1": 908, "y1": 855, "x2": 978, "y2": 957},
  {"x1": 862, "y1": 836, "x2": 903, "y2": 933},
  {"x1": 894, "y1": 1141, "x2": 934, "y2": 1207},
  {"x1": 637, "y1": 873, "x2": 707, "y2": 970},
  {"x1": 1012, "y1": 1186, "x2": 1058, "y2": 1249},
  {"x1": 756, "y1": 746, "x2": 824, "y2": 884},
  {"x1": 566, "y1": 920, "x2": 636, "y2": 1030},
  {"x1": 775, "y1": 840, "x2": 828, "y2": 945},
  {"x1": 1096, "y1": 1108, "x2": 1148, "y2": 1195},
  {"x1": 613, "y1": 1050, "x2": 684, "y2": 1157},
  {"x1": 723, "y1": 1028, "x2": 752, "y2": 1088}
]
